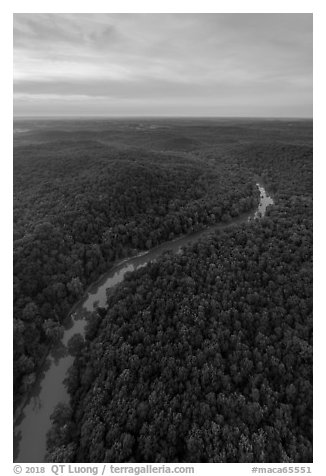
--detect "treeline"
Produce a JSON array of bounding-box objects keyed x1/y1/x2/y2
[
  {"x1": 46, "y1": 142, "x2": 312, "y2": 462},
  {"x1": 14, "y1": 139, "x2": 258, "y2": 406}
]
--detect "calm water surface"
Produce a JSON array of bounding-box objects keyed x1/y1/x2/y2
[{"x1": 14, "y1": 183, "x2": 274, "y2": 462}]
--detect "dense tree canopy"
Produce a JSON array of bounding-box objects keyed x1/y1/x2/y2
[
  {"x1": 13, "y1": 118, "x2": 312, "y2": 463},
  {"x1": 47, "y1": 198, "x2": 312, "y2": 462},
  {"x1": 42, "y1": 122, "x2": 312, "y2": 463},
  {"x1": 14, "y1": 130, "x2": 259, "y2": 405}
]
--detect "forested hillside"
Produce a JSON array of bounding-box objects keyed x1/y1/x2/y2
[
  {"x1": 40, "y1": 122, "x2": 312, "y2": 463},
  {"x1": 14, "y1": 124, "x2": 261, "y2": 407}
]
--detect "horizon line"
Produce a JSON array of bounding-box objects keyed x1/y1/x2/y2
[{"x1": 13, "y1": 114, "x2": 313, "y2": 120}]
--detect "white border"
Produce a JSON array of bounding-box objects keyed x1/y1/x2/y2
[{"x1": 3, "y1": 2, "x2": 322, "y2": 475}]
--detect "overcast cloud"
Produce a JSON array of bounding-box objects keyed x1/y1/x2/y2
[{"x1": 13, "y1": 13, "x2": 312, "y2": 117}]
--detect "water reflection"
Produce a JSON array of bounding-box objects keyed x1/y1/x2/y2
[{"x1": 254, "y1": 183, "x2": 274, "y2": 219}]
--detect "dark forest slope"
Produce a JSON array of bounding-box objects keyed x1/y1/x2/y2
[
  {"x1": 14, "y1": 123, "x2": 263, "y2": 407},
  {"x1": 42, "y1": 122, "x2": 312, "y2": 463}
]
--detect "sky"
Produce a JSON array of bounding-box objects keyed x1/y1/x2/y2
[{"x1": 13, "y1": 13, "x2": 313, "y2": 118}]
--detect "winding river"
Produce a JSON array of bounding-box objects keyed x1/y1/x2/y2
[{"x1": 13, "y1": 183, "x2": 274, "y2": 463}]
